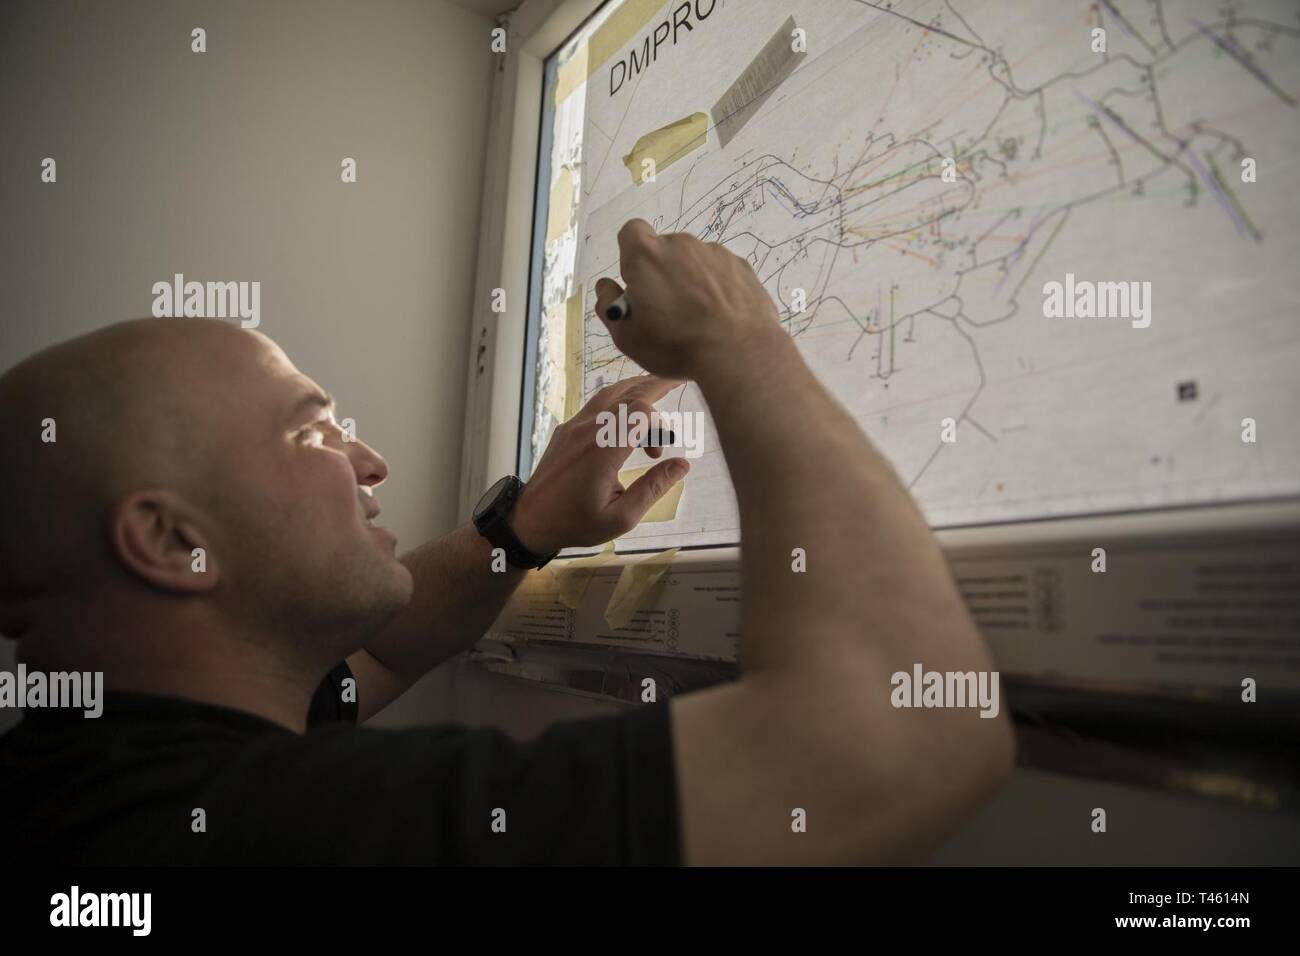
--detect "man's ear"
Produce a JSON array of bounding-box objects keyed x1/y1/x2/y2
[{"x1": 108, "y1": 489, "x2": 220, "y2": 593}]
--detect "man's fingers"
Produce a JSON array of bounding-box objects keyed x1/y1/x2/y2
[
  {"x1": 621, "y1": 374, "x2": 685, "y2": 405},
  {"x1": 594, "y1": 276, "x2": 624, "y2": 319},
  {"x1": 617, "y1": 219, "x2": 658, "y2": 266},
  {"x1": 625, "y1": 397, "x2": 671, "y2": 459},
  {"x1": 608, "y1": 457, "x2": 689, "y2": 533},
  {"x1": 588, "y1": 373, "x2": 682, "y2": 414},
  {"x1": 588, "y1": 376, "x2": 642, "y2": 412}
]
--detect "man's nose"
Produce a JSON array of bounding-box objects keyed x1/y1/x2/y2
[{"x1": 349, "y1": 438, "x2": 389, "y2": 487}]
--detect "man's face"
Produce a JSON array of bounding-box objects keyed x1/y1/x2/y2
[{"x1": 201, "y1": 334, "x2": 414, "y2": 648}]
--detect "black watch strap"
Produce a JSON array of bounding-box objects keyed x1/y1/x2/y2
[{"x1": 473, "y1": 476, "x2": 559, "y2": 570}]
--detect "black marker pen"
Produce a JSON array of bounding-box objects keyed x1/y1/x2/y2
[{"x1": 605, "y1": 293, "x2": 631, "y2": 321}]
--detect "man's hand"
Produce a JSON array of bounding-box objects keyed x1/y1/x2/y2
[
  {"x1": 592, "y1": 219, "x2": 787, "y2": 380},
  {"x1": 355, "y1": 370, "x2": 689, "y2": 720},
  {"x1": 509, "y1": 374, "x2": 690, "y2": 554}
]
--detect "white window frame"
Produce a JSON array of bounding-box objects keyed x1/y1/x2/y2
[{"x1": 458, "y1": 0, "x2": 607, "y2": 520}]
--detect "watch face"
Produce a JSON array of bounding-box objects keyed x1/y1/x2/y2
[{"x1": 474, "y1": 475, "x2": 515, "y2": 524}]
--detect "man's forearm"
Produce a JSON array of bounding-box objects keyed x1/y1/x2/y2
[
  {"x1": 695, "y1": 328, "x2": 991, "y2": 678},
  {"x1": 363, "y1": 522, "x2": 527, "y2": 683},
  {"x1": 670, "y1": 327, "x2": 1013, "y2": 866}
]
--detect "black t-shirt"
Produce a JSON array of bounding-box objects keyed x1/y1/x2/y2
[{"x1": 0, "y1": 663, "x2": 681, "y2": 865}]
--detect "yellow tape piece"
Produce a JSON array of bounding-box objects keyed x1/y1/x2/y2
[
  {"x1": 605, "y1": 547, "x2": 679, "y2": 630},
  {"x1": 618, "y1": 463, "x2": 685, "y2": 522},
  {"x1": 541, "y1": 301, "x2": 567, "y2": 420},
  {"x1": 554, "y1": 0, "x2": 669, "y2": 108},
  {"x1": 548, "y1": 540, "x2": 618, "y2": 609},
  {"x1": 553, "y1": 41, "x2": 589, "y2": 109},
  {"x1": 622, "y1": 112, "x2": 708, "y2": 185},
  {"x1": 545, "y1": 165, "x2": 574, "y2": 244},
  {"x1": 563, "y1": 286, "x2": 585, "y2": 421}
]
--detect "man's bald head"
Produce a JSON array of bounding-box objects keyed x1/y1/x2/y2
[
  {"x1": 0, "y1": 318, "x2": 410, "y2": 653},
  {"x1": 0, "y1": 320, "x2": 252, "y2": 612}
]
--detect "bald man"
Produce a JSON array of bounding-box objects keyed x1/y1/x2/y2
[{"x1": 0, "y1": 221, "x2": 1013, "y2": 865}]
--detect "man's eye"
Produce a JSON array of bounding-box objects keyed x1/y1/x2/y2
[{"x1": 297, "y1": 426, "x2": 325, "y2": 446}]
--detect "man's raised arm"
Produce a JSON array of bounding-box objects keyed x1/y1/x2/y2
[{"x1": 594, "y1": 220, "x2": 1015, "y2": 865}]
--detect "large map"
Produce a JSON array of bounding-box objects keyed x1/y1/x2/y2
[{"x1": 529, "y1": 0, "x2": 1300, "y2": 552}]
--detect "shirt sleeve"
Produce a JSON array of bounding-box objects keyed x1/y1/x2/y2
[
  {"x1": 306, "y1": 661, "x2": 359, "y2": 728},
  {"x1": 199, "y1": 702, "x2": 682, "y2": 866}
]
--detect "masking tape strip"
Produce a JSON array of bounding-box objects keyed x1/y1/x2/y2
[
  {"x1": 604, "y1": 547, "x2": 680, "y2": 630},
  {"x1": 545, "y1": 165, "x2": 575, "y2": 243},
  {"x1": 541, "y1": 301, "x2": 567, "y2": 421},
  {"x1": 548, "y1": 540, "x2": 618, "y2": 610},
  {"x1": 622, "y1": 112, "x2": 708, "y2": 185},
  {"x1": 554, "y1": 0, "x2": 668, "y2": 107},
  {"x1": 617, "y1": 463, "x2": 685, "y2": 523},
  {"x1": 711, "y1": 15, "x2": 805, "y2": 149},
  {"x1": 563, "y1": 285, "x2": 585, "y2": 421}
]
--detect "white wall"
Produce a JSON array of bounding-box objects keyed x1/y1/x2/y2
[{"x1": 0, "y1": 0, "x2": 496, "y2": 731}]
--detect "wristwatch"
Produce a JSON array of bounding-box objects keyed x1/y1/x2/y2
[{"x1": 472, "y1": 475, "x2": 559, "y2": 570}]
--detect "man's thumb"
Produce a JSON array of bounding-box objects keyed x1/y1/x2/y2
[
  {"x1": 594, "y1": 277, "x2": 624, "y2": 319},
  {"x1": 611, "y1": 458, "x2": 689, "y2": 529}
]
